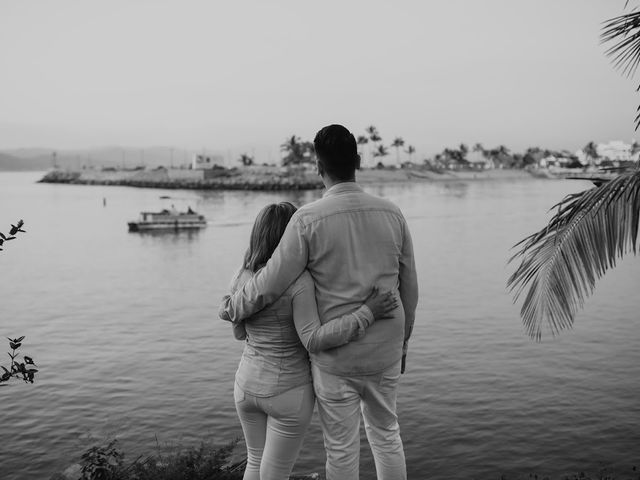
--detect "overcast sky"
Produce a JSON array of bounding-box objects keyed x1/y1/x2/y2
[{"x1": 0, "y1": 0, "x2": 637, "y2": 158}]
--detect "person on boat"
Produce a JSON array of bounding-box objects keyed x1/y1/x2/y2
[
  {"x1": 224, "y1": 201, "x2": 397, "y2": 480},
  {"x1": 220, "y1": 124, "x2": 418, "y2": 480}
]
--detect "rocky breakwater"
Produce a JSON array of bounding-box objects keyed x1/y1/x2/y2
[{"x1": 39, "y1": 166, "x2": 324, "y2": 191}]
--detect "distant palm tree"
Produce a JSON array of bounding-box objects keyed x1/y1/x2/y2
[
  {"x1": 508, "y1": 3, "x2": 640, "y2": 340},
  {"x1": 459, "y1": 143, "x2": 469, "y2": 158},
  {"x1": 391, "y1": 137, "x2": 405, "y2": 166},
  {"x1": 366, "y1": 125, "x2": 380, "y2": 143},
  {"x1": 497, "y1": 145, "x2": 510, "y2": 157},
  {"x1": 405, "y1": 145, "x2": 416, "y2": 164},
  {"x1": 582, "y1": 141, "x2": 599, "y2": 167},
  {"x1": 239, "y1": 153, "x2": 254, "y2": 166},
  {"x1": 280, "y1": 135, "x2": 308, "y2": 166},
  {"x1": 366, "y1": 125, "x2": 382, "y2": 163},
  {"x1": 372, "y1": 144, "x2": 389, "y2": 162},
  {"x1": 357, "y1": 135, "x2": 369, "y2": 166}
]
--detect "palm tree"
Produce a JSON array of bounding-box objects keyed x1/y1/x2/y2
[
  {"x1": 366, "y1": 125, "x2": 382, "y2": 164},
  {"x1": 583, "y1": 141, "x2": 599, "y2": 167},
  {"x1": 459, "y1": 143, "x2": 469, "y2": 158},
  {"x1": 508, "y1": 3, "x2": 640, "y2": 340},
  {"x1": 405, "y1": 145, "x2": 416, "y2": 164},
  {"x1": 497, "y1": 145, "x2": 510, "y2": 157},
  {"x1": 366, "y1": 125, "x2": 380, "y2": 143},
  {"x1": 372, "y1": 144, "x2": 389, "y2": 166},
  {"x1": 280, "y1": 135, "x2": 305, "y2": 166},
  {"x1": 391, "y1": 137, "x2": 405, "y2": 167},
  {"x1": 602, "y1": 4, "x2": 640, "y2": 130},
  {"x1": 507, "y1": 166, "x2": 640, "y2": 339},
  {"x1": 357, "y1": 135, "x2": 369, "y2": 167},
  {"x1": 238, "y1": 153, "x2": 254, "y2": 167}
]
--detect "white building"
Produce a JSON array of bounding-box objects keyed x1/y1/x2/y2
[
  {"x1": 596, "y1": 140, "x2": 640, "y2": 162},
  {"x1": 192, "y1": 153, "x2": 225, "y2": 170},
  {"x1": 465, "y1": 150, "x2": 494, "y2": 169}
]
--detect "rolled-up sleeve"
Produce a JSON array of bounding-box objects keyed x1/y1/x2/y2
[
  {"x1": 292, "y1": 273, "x2": 374, "y2": 354},
  {"x1": 219, "y1": 215, "x2": 308, "y2": 323}
]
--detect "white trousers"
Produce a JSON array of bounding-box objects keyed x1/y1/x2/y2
[
  {"x1": 234, "y1": 382, "x2": 315, "y2": 480},
  {"x1": 312, "y1": 361, "x2": 406, "y2": 480}
]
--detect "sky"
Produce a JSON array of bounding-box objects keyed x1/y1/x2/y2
[{"x1": 0, "y1": 0, "x2": 638, "y2": 159}]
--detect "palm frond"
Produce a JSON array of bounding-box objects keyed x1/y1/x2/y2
[
  {"x1": 602, "y1": 9, "x2": 640, "y2": 129},
  {"x1": 508, "y1": 169, "x2": 640, "y2": 340}
]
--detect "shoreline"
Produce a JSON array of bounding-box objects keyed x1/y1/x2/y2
[{"x1": 37, "y1": 167, "x2": 536, "y2": 191}]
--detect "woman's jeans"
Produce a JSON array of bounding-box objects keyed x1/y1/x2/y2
[{"x1": 234, "y1": 381, "x2": 315, "y2": 480}]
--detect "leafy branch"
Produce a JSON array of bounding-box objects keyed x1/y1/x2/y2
[
  {"x1": 0, "y1": 336, "x2": 38, "y2": 386},
  {"x1": 0, "y1": 219, "x2": 26, "y2": 252},
  {"x1": 1, "y1": 219, "x2": 36, "y2": 387},
  {"x1": 601, "y1": 1, "x2": 640, "y2": 129},
  {"x1": 508, "y1": 166, "x2": 640, "y2": 340}
]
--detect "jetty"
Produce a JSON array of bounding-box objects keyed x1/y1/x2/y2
[{"x1": 39, "y1": 166, "x2": 323, "y2": 191}]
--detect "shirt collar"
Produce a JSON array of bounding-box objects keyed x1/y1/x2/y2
[{"x1": 322, "y1": 181, "x2": 363, "y2": 198}]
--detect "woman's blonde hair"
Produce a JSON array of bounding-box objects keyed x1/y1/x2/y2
[{"x1": 244, "y1": 202, "x2": 298, "y2": 272}]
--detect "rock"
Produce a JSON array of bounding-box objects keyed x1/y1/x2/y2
[{"x1": 49, "y1": 463, "x2": 81, "y2": 480}]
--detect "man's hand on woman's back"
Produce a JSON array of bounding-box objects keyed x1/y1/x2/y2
[{"x1": 363, "y1": 286, "x2": 398, "y2": 321}]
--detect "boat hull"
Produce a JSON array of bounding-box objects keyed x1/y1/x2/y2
[{"x1": 128, "y1": 221, "x2": 207, "y2": 232}]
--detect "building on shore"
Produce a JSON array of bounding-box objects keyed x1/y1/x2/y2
[
  {"x1": 465, "y1": 150, "x2": 495, "y2": 170},
  {"x1": 192, "y1": 153, "x2": 225, "y2": 170},
  {"x1": 596, "y1": 140, "x2": 640, "y2": 163}
]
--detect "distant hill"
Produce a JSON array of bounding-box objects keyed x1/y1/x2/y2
[
  {"x1": 0, "y1": 147, "x2": 228, "y2": 171},
  {"x1": 0, "y1": 152, "x2": 51, "y2": 171}
]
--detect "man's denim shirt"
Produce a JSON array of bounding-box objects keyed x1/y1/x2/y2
[{"x1": 221, "y1": 182, "x2": 419, "y2": 376}]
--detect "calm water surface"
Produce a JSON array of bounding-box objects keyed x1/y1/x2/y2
[{"x1": 1, "y1": 171, "x2": 639, "y2": 480}]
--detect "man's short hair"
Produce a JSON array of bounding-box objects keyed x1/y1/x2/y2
[{"x1": 314, "y1": 124, "x2": 359, "y2": 180}]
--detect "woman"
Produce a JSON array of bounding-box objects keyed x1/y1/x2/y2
[{"x1": 224, "y1": 201, "x2": 396, "y2": 480}]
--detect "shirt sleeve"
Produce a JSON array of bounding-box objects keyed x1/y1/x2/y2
[
  {"x1": 291, "y1": 273, "x2": 375, "y2": 354},
  {"x1": 219, "y1": 215, "x2": 308, "y2": 323},
  {"x1": 232, "y1": 321, "x2": 247, "y2": 340},
  {"x1": 398, "y1": 215, "x2": 419, "y2": 346}
]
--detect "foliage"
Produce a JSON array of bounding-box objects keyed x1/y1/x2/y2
[
  {"x1": 0, "y1": 219, "x2": 25, "y2": 252},
  {"x1": 365, "y1": 125, "x2": 381, "y2": 143},
  {"x1": 601, "y1": 2, "x2": 640, "y2": 130},
  {"x1": 583, "y1": 141, "x2": 599, "y2": 164},
  {"x1": 507, "y1": 3, "x2": 640, "y2": 339},
  {"x1": 0, "y1": 336, "x2": 38, "y2": 387},
  {"x1": 238, "y1": 154, "x2": 254, "y2": 167},
  {"x1": 280, "y1": 136, "x2": 315, "y2": 166},
  {"x1": 391, "y1": 137, "x2": 405, "y2": 149},
  {"x1": 76, "y1": 438, "x2": 245, "y2": 480},
  {"x1": 508, "y1": 167, "x2": 640, "y2": 339},
  {"x1": 80, "y1": 440, "x2": 124, "y2": 480},
  {"x1": 1, "y1": 221, "x2": 36, "y2": 388},
  {"x1": 495, "y1": 465, "x2": 639, "y2": 479},
  {"x1": 372, "y1": 144, "x2": 389, "y2": 158}
]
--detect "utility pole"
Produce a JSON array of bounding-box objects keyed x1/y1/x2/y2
[
  {"x1": 52, "y1": 150, "x2": 58, "y2": 169},
  {"x1": 170, "y1": 147, "x2": 174, "y2": 168}
]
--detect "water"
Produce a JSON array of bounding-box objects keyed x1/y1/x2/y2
[{"x1": 1, "y1": 171, "x2": 639, "y2": 480}]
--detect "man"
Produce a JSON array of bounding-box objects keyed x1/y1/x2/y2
[{"x1": 220, "y1": 124, "x2": 418, "y2": 480}]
